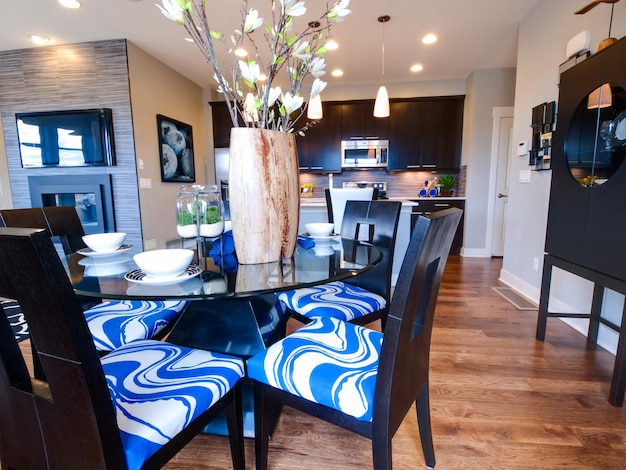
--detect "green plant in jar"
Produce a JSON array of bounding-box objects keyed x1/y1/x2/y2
[
  {"x1": 200, "y1": 206, "x2": 222, "y2": 224},
  {"x1": 438, "y1": 175, "x2": 456, "y2": 191}
]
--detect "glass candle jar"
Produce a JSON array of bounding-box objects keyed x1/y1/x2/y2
[
  {"x1": 197, "y1": 185, "x2": 224, "y2": 238},
  {"x1": 176, "y1": 187, "x2": 198, "y2": 238}
]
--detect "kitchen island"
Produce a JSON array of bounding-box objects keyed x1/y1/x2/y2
[{"x1": 300, "y1": 197, "x2": 465, "y2": 285}]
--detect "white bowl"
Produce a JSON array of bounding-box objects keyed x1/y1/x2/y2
[
  {"x1": 133, "y1": 249, "x2": 194, "y2": 279},
  {"x1": 82, "y1": 232, "x2": 126, "y2": 253},
  {"x1": 305, "y1": 223, "x2": 334, "y2": 238}
]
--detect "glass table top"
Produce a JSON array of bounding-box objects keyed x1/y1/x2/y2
[{"x1": 67, "y1": 237, "x2": 382, "y2": 301}]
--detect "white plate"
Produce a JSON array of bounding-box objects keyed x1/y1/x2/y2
[
  {"x1": 305, "y1": 233, "x2": 341, "y2": 244},
  {"x1": 609, "y1": 111, "x2": 626, "y2": 146},
  {"x1": 125, "y1": 264, "x2": 203, "y2": 286},
  {"x1": 78, "y1": 253, "x2": 133, "y2": 266},
  {"x1": 78, "y1": 244, "x2": 132, "y2": 257},
  {"x1": 126, "y1": 277, "x2": 203, "y2": 296}
]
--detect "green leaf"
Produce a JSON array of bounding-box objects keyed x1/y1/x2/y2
[{"x1": 210, "y1": 30, "x2": 221, "y2": 39}]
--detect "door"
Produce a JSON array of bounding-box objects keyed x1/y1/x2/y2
[{"x1": 491, "y1": 112, "x2": 514, "y2": 256}]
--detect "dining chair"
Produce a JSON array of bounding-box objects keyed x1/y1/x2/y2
[
  {"x1": 0, "y1": 206, "x2": 187, "y2": 354},
  {"x1": 278, "y1": 200, "x2": 401, "y2": 329},
  {"x1": 0, "y1": 227, "x2": 245, "y2": 470},
  {"x1": 324, "y1": 187, "x2": 378, "y2": 235},
  {"x1": 248, "y1": 207, "x2": 463, "y2": 470}
]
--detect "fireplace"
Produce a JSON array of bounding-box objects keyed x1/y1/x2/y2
[{"x1": 28, "y1": 174, "x2": 116, "y2": 235}]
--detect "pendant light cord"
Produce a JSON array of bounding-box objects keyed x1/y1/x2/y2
[
  {"x1": 381, "y1": 21, "x2": 385, "y2": 86},
  {"x1": 608, "y1": 3, "x2": 614, "y2": 37}
]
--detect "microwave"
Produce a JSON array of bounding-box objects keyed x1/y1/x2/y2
[{"x1": 341, "y1": 139, "x2": 389, "y2": 169}]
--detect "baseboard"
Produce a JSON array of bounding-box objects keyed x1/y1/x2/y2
[{"x1": 460, "y1": 247, "x2": 491, "y2": 257}]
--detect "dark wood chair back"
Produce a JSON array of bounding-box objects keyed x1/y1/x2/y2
[
  {"x1": 375, "y1": 207, "x2": 462, "y2": 464},
  {"x1": 0, "y1": 206, "x2": 87, "y2": 255},
  {"x1": 0, "y1": 227, "x2": 125, "y2": 469},
  {"x1": 340, "y1": 200, "x2": 402, "y2": 302}
]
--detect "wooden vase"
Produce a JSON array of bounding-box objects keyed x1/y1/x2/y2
[{"x1": 228, "y1": 127, "x2": 300, "y2": 264}]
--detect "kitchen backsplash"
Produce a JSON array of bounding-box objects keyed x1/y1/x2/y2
[{"x1": 299, "y1": 167, "x2": 465, "y2": 199}]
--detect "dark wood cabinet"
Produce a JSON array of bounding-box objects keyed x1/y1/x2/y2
[
  {"x1": 410, "y1": 199, "x2": 465, "y2": 254},
  {"x1": 387, "y1": 96, "x2": 464, "y2": 171},
  {"x1": 210, "y1": 101, "x2": 234, "y2": 148},
  {"x1": 340, "y1": 101, "x2": 388, "y2": 140},
  {"x1": 296, "y1": 102, "x2": 342, "y2": 173},
  {"x1": 545, "y1": 36, "x2": 626, "y2": 282}
]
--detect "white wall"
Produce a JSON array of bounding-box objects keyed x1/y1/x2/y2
[{"x1": 501, "y1": 0, "x2": 626, "y2": 354}]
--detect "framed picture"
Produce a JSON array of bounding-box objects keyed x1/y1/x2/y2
[{"x1": 157, "y1": 114, "x2": 195, "y2": 182}]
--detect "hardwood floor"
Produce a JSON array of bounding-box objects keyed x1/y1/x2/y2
[
  {"x1": 17, "y1": 256, "x2": 626, "y2": 468},
  {"x1": 161, "y1": 256, "x2": 626, "y2": 469}
]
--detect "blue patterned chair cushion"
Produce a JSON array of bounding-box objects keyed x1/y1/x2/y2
[
  {"x1": 247, "y1": 316, "x2": 382, "y2": 422},
  {"x1": 101, "y1": 339, "x2": 244, "y2": 470},
  {"x1": 84, "y1": 300, "x2": 189, "y2": 352},
  {"x1": 276, "y1": 281, "x2": 386, "y2": 322}
]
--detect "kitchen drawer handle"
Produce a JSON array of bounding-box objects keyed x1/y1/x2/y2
[{"x1": 434, "y1": 203, "x2": 450, "y2": 207}]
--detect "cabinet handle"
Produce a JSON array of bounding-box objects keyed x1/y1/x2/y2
[
  {"x1": 365, "y1": 136, "x2": 379, "y2": 140},
  {"x1": 434, "y1": 203, "x2": 450, "y2": 207},
  {"x1": 310, "y1": 166, "x2": 323, "y2": 170},
  {"x1": 422, "y1": 164, "x2": 437, "y2": 168},
  {"x1": 406, "y1": 165, "x2": 421, "y2": 169},
  {"x1": 349, "y1": 136, "x2": 365, "y2": 140}
]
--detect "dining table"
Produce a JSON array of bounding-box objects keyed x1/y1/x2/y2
[{"x1": 66, "y1": 234, "x2": 383, "y2": 437}]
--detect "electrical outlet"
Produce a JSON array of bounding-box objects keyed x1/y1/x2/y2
[
  {"x1": 533, "y1": 257, "x2": 540, "y2": 272},
  {"x1": 139, "y1": 178, "x2": 152, "y2": 189},
  {"x1": 144, "y1": 238, "x2": 157, "y2": 250}
]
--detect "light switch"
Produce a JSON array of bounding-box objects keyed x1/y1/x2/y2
[
  {"x1": 138, "y1": 159, "x2": 144, "y2": 170},
  {"x1": 139, "y1": 178, "x2": 152, "y2": 189},
  {"x1": 519, "y1": 170, "x2": 531, "y2": 183}
]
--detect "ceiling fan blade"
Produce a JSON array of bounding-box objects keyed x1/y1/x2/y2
[{"x1": 575, "y1": 0, "x2": 620, "y2": 14}]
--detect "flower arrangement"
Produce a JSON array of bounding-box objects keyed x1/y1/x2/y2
[{"x1": 157, "y1": 0, "x2": 351, "y2": 133}]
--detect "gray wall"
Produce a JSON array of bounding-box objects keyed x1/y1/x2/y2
[{"x1": 0, "y1": 39, "x2": 142, "y2": 249}]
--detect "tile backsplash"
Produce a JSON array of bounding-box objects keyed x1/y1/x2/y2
[{"x1": 299, "y1": 168, "x2": 463, "y2": 199}]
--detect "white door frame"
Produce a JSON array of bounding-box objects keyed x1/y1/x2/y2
[{"x1": 485, "y1": 106, "x2": 514, "y2": 257}]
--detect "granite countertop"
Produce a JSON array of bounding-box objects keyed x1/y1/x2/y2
[{"x1": 300, "y1": 196, "x2": 465, "y2": 206}]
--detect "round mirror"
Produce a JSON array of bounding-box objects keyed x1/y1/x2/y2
[{"x1": 565, "y1": 83, "x2": 626, "y2": 186}]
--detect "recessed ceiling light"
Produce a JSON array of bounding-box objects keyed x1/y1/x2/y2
[
  {"x1": 258, "y1": 73, "x2": 267, "y2": 81},
  {"x1": 410, "y1": 64, "x2": 424, "y2": 72},
  {"x1": 325, "y1": 39, "x2": 339, "y2": 51},
  {"x1": 58, "y1": 0, "x2": 81, "y2": 8},
  {"x1": 235, "y1": 48, "x2": 248, "y2": 58},
  {"x1": 27, "y1": 33, "x2": 50, "y2": 45},
  {"x1": 331, "y1": 69, "x2": 344, "y2": 77},
  {"x1": 184, "y1": 37, "x2": 194, "y2": 43},
  {"x1": 422, "y1": 34, "x2": 437, "y2": 45}
]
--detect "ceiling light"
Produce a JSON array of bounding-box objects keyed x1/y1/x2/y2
[
  {"x1": 58, "y1": 0, "x2": 81, "y2": 8},
  {"x1": 258, "y1": 73, "x2": 267, "y2": 81},
  {"x1": 374, "y1": 15, "x2": 390, "y2": 118},
  {"x1": 184, "y1": 37, "x2": 194, "y2": 43},
  {"x1": 422, "y1": 34, "x2": 437, "y2": 44},
  {"x1": 331, "y1": 69, "x2": 344, "y2": 77},
  {"x1": 27, "y1": 33, "x2": 50, "y2": 45},
  {"x1": 410, "y1": 64, "x2": 424, "y2": 72},
  {"x1": 325, "y1": 39, "x2": 339, "y2": 50},
  {"x1": 235, "y1": 48, "x2": 248, "y2": 58}
]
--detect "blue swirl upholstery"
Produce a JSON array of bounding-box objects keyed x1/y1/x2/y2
[
  {"x1": 276, "y1": 281, "x2": 386, "y2": 322},
  {"x1": 247, "y1": 316, "x2": 382, "y2": 422},
  {"x1": 101, "y1": 339, "x2": 244, "y2": 470},
  {"x1": 84, "y1": 300, "x2": 189, "y2": 352}
]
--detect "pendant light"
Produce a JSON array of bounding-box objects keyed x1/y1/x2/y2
[
  {"x1": 374, "y1": 15, "x2": 391, "y2": 118},
  {"x1": 307, "y1": 94, "x2": 323, "y2": 120}
]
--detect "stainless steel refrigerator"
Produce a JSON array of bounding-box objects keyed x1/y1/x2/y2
[{"x1": 214, "y1": 148, "x2": 229, "y2": 202}]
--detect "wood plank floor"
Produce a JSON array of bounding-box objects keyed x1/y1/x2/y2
[
  {"x1": 161, "y1": 256, "x2": 626, "y2": 469},
  {"x1": 17, "y1": 256, "x2": 626, "y2": 469}
]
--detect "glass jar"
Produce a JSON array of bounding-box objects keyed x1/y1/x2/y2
[
  {"x1": 197, "y1": 185, "x2": 224, "y2": 238},
  {"x1": 176, "y1": 188, "x2": 198, "y2": 239}
]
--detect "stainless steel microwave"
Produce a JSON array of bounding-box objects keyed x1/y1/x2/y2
[{"x1": 341, "y1": 139, "x2": 389, "y2": 169}]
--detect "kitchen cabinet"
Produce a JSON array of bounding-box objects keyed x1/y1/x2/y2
[
  {"x1": 410, "y1": 199, "x2": 465, "y2": 254},
  {"x1": 210, "y1": 101, "x2": 234, "y2": 148},
  {"x1": 341, "y1": 100, "x2": 388, "y2": 140},
  {"x1": 387, "y1": 96, "x2": 464, "y2": 171},
  {"x1": 296, "y1": 102, "x2": 342, "y2": 173}
]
